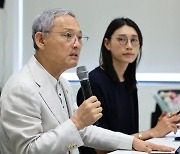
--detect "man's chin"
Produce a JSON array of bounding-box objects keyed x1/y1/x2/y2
[{"x1": 68, "y1": 63, "x2": 78, "y2": 69}]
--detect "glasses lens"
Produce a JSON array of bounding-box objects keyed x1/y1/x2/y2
[
  {"x1": 64, "y1": 32, "x2": 89, "y2": 45},
  {"x1": 65, "y1": 32, "x2": 73, "y2": 43},
  {"x1": 118, "y1": 37, "x2": 127, "y2": 45},
  {"x1": 117, "y1": 37, "x2": 139, "y2": 46},
  {"x1": 131, "y1": 38, "x2": 139, "y2": 46}
]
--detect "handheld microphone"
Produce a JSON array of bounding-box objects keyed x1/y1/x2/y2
[
  {"x1": 76, "y1": 66, "x2": 99, "y2": 125},
  {"x1": 76, "y1": 66, "x2": 93, "y2": 100}
]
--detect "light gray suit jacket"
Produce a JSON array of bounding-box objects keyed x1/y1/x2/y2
[{"x1": 0, "y1": 56, "x2": 133, "y2": 154}]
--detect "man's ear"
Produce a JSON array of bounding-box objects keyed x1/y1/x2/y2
[{"x1": 35, "y1": 32, "x2": 45, "y2": 50}]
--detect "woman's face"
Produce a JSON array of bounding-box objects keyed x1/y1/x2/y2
[{"x1": 104, "y1": 25, "x2": 140, "y2": 66}]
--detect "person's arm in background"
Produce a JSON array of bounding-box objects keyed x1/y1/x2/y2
[{"x1": 133, "y1": 111, "x2": 180, "y2": 140}]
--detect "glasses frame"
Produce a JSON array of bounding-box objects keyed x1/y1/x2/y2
[
  {"x1": 112, "y1": 36, "x2": 140, "y2": 46},
  {"x1": 44, "y1": 31, "x2": 89, "y2": 45}
]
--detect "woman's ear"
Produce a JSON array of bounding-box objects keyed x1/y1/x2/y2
[
  {"x1": 104, "y1": 38, "x2": 110, "y2": 51},
  {"x1": 34, "y1": 32, "x2": 45, "y2": 50}
]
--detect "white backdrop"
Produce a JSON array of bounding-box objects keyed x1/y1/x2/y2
[
  {"x1": 22, "y1": 0, "x2": 180, "y2": 74},
  {"x1": 1, "y1": 0, "x2": 180, "y2": 86}
]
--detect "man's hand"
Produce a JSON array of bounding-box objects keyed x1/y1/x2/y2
[
  {"x1": 132, "y1": 137, "x2": 175, "y2": 153},
  {"x1": 71, "y1": 96, "x2": 103, "y2": 130}
]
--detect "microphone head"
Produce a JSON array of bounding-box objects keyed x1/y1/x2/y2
[{"x1": 76, "y1": 66, "x2": 88, "y2": 80}]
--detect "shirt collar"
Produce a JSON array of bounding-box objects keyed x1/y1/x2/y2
[{"x1": 34, "y1": 56, "x2": 59, "y2": 89}]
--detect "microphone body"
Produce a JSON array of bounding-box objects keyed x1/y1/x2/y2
[
  {"x1": 79, "y1": 79, "x2": 93, "y2": 100},
  {"x1": 76, "y1": 66, "x2": 93, "y2": 100},
  {"x1": 76, "y1": 66, "x2": 99, "y2": 125}
]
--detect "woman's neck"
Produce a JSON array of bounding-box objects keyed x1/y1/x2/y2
[{"x1": 113, "y1": 61, "x2": 128, "y2": 82}]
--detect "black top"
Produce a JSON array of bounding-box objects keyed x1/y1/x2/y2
[{"x1": 77, "y1": 66, "x2": 139, "y2": 135}]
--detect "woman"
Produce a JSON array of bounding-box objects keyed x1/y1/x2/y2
[{"x1": 77, "y1": 17, "x2": 180, "y2": 154}]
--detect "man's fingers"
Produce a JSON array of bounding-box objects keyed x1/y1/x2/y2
[
  {"x1": 147, "y1": 142, "x2": 174, "y2": 152},
  {"x1": 95, "y1": 106, "x2": 103, "y2": 114},
  {"x1": 88, "y1": 96, "x2": 98, "y2": 102},
  {"x1": 142, "y1": 145, "x2": 152, "y2": 153}
]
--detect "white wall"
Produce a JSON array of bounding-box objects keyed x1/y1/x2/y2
[
  {"x1": 0, "y1": 2, "x2": 13, "y2": 87},
  {"x1": 0, "y1": 0, "x2": 22, "y2": 88},
  {"x1": 1, "y1": 0, "x2": 180, "y2": 85},
  {"x1": 22, "y1": 0, "x2": 180, "y2": 74}
]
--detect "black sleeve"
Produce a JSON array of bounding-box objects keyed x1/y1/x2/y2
[{"x1": 89, "y1": 80, "x2": 109, "y2": 129}]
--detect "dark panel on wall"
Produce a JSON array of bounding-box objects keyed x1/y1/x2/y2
[{"x1": 0, "y1": 0, "x2": 5, "y2": 8}]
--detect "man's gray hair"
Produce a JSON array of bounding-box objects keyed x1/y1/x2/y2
[{"x1": 32, "y1": 8, "x2": 75, "y2": 50}]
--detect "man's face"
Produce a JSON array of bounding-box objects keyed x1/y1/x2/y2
[{"x1": 37, "y1": 15, "x2": 83, "y2": 75}]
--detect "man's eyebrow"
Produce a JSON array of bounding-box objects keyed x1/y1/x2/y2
[{"x1": 64, "y1": 28, "x2": 82, "y2": 34}]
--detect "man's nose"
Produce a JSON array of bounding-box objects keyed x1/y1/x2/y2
[{"x1": 72, "y1": 36, "x2": 82, "y2": 48}]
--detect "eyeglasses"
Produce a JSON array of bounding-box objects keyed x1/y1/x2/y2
[
  {"x1": 45, "y1": 31, "x2": 89, "y2": 45},
  {"x1": 113, "y1": 36, "x2": 139, "y2": 46}
]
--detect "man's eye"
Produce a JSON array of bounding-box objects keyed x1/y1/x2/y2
[
  {"x1": 77, "y1": 36, "x2": 82, "y2": 40},
  {"x1": 66, "y1": 32, "x2": 72, "y2": 38}
]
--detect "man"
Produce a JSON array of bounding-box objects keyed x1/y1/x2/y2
[{"x1": 0, "y1": 8, "x2": 174, "y2": 154}]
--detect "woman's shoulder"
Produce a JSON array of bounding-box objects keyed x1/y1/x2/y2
[
  {"x1": 89, "y1": 67, "x2": 116, "y2": 92},
  {"x1": 89, "y1": 66, "x2": 109, "y2": 82}
]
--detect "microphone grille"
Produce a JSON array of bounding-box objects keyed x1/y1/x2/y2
[{"x1": 76, "y1": 66, "x2": 88, "y2": 80}]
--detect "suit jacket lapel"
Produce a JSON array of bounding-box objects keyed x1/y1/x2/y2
[
  {"x1": 27, "y1": 56, "x2": 68, "y2": 124},
  {"x1": 39, "y1": 83, "x2": 68, "y2": 123}
]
